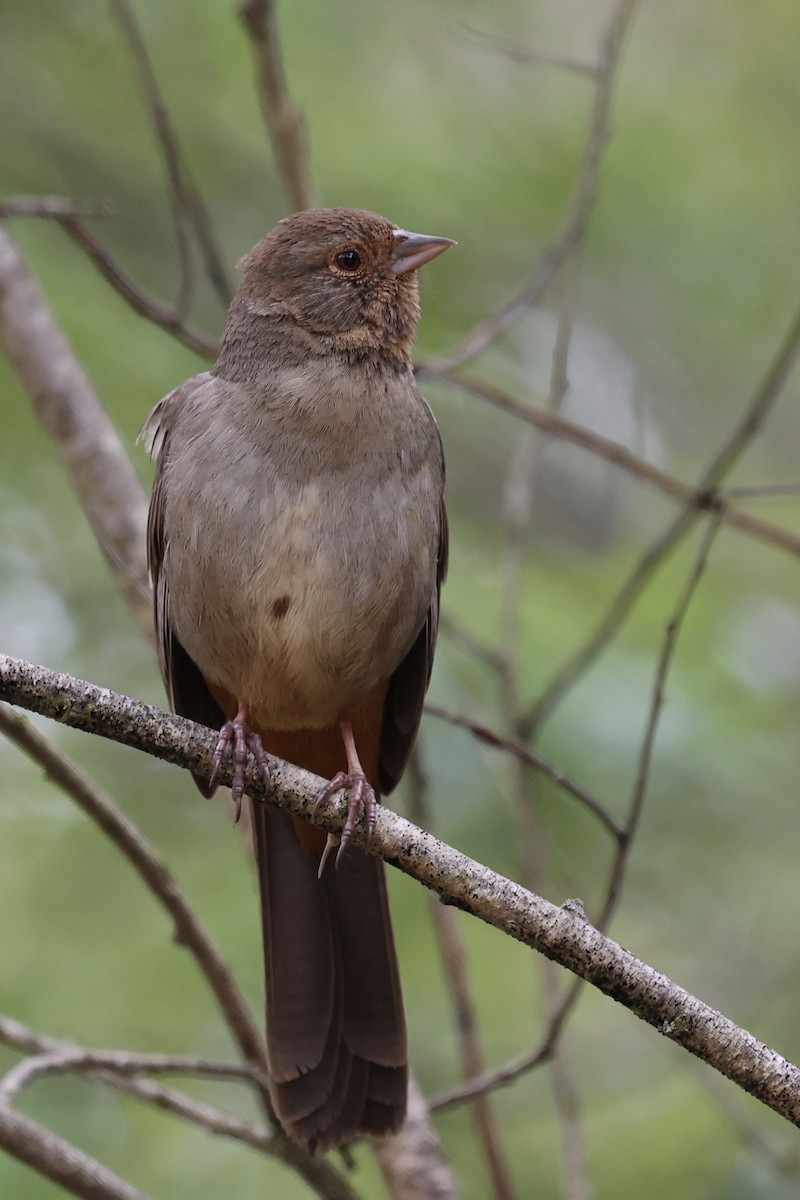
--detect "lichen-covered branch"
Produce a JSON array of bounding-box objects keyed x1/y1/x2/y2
[{"x1": 2, "y1": 653, "x2": 800, "y2": 1130}]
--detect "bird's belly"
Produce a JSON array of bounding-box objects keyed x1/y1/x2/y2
[{"x1": 172, "y1": 473, "x2": 435, "y2": 730}]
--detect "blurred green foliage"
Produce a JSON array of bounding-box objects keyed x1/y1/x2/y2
[{"x1": 1, "y1": 1, "x2": 799, "y2": 1197}]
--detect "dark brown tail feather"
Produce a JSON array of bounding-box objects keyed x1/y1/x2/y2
[{"x1": 251, "y1": 797, "x2": 407, "y2": 1151}]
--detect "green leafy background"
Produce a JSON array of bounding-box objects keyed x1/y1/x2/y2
[{"x1": 1, "y1": 1, "x2": 799, "y2": 1197}]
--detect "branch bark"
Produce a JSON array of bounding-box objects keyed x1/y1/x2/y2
[
  {"x1": 0, "y1": 1106, "x2": 150, "y2": 1200},
  {"x1": 3, "y1": 653, "x2": 800, "y2": 1131}
]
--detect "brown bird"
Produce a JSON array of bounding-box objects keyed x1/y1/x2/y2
[{"x1": 140, "y1": 208, "x2": 453, "y2": 1150}]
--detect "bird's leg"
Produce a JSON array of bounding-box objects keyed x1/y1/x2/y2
[
  {"x1": 209, "y1": 703, "x2": 271, "y2": 823},
  {"x1": 314, "y1": 717, "x2": 377, "y2": 868}
]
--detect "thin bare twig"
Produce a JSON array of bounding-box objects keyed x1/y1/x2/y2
[
  {"x1": 425, "y1": 705, "x2": 622, "y2": 840},
  {"x1": 0, "y1": 1050, "x2": 273, "y2": 1157},
  {"x1": 0, "y1": 196, "x2": 114, "y2": 218},
  {"x1": 431, "y1": 0, "x2": 638, "y2": 371},
  {"x1": 109, "y1": 0, "x2": 233, "y2": 308},
  {"x1": 0, "y1": 703, "x2": 266, "y2": 1073},
  {"x1": 101, "y1": 1073, "x2": 273, "y2": 1153},
  {"x1": 462, "y1": 25, "x2": 597, "y2": 78},
  {"x1": 239, "y1": 0, "x2": 317, "y2": 211},
  {"x1": 521, "y1": 293, "x2": 800, "y2": 732},
  {"x1": 0, "y1": 1016, "x2": 266, "y2": 1103},
  {"x1": 109, "y1": 0, "x2": 194, "y2": 317},
  {"x1": 407, "y1": 752, "x2": 515, "y2": 1200},
  {"x1": 596, "y1": 514, "x2": 723, "y2": 928},
  {"x1": 724, "y1": 481, "x2": 800, "y2": 499},
  {"x1": 56, "y1": 216, "x2": 219, "y2": 358},
  {"x1": 427, "y1": 520, "x2": 723, "y2": 1114},
  {"x1": 499, "y1": 258, "x2": 592, "y2": 1200},
  {"x1": 425, "y1": 371, "x2": 800, "y2": 563},
  {"x1": 429, "y1": 978, "x2": 583, "y2": 1112}
]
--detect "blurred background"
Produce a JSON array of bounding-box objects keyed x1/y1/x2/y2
[{"x1": 1, "y1": 0, "x2": 800, "y2": 1197}]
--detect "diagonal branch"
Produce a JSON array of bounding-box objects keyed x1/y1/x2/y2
[
  {"x1": 424, "y1": 371, "x2": 800, "y2": 562},
  {"x1": 0, "y1": 703, "x2": 265, "y2": 1078},
  {"x1": 2, "y1": 654, "x2": 800, "y2": 1130},
  {"x1": 55, "y1": 217, "x2": 219, "y2": 359},
  {"x1": 0, "y1": 703, "x2": 360, "y2": 1200},
  {"x1": 519, "y1": 292, "x2": 800, "y2": 732},
  {"x1": 431, "y1": 0, "x2": 638, "y2": 371},
  {"x1": 425, "y1": 704, "x2": 622, "y2": 840},
  {"x1": 596, "y1": 514, "x2": 723, "y2": 926},
  {"x1": 0, "y1": 1105, "x2": 150, "y2": 1200},
  {"x1": 109, "y1": 0, "x2": 233, "y2": 308}
]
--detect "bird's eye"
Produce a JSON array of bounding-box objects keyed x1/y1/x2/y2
[{"x1": 333, "y1": 248, "x2": 362, "y2": 272}]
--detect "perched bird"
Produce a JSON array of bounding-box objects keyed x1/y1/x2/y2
[{"x1": 141, "y1": 207, "x2": 453, "y2": 1150}]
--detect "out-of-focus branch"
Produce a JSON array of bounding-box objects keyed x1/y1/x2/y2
[
  {"x1": 431, "y1": 0, "x2": 638, "y2": 371},
  {"x1": 498, "y1": 255, "x2": 591, "y2": 1198},
  {"x1": 56, "y1": 217, "x2": 219, "y2": 359},
  {"x1": 0, "y1": 196, "x2": 114, "y2": 218},
  {"x1": 0, "y1": 704, "x2": 361, "y2": 1200},
  {"x1": 0, "y1": 225, "x2": 152, "y2": 639},
  {"x1": 429, "y1": 977, "x2": 584, "y2": 1112},
  {"x1": 0, "y1": 702, "x2": 265, "y2": 1081},
  {"x1": 596, "y1": 515, "x2": 722, "y2": 926},
  {"x1": 0, "y1": 1017, "x2": 274, "y2": 1156},
  {"x1": 520, "y1": 293, "x2": 800, "y2": 732},
  {"x1": 239, "y1": 0, "x2": 318, "y2": 211},
  {"x1": 4, "y1": 656, "x2": 800, "y2": 1129},
  {"x1": 0, "y1": 1016, "x2": 265, "y2": 1103},
  {"x1": 462, "y1": 26, "x2": 598, "y2": 78},
  {"x1": 425, "y1": 704, "x2": 622, "y2": 839},
  {"x1": 425, "y1": 371, "x2": 800, "y2": 562},
  {"x1": 0, "y1": 1105, "x2": 150, "y2": 1200},
  {"x1": 407, "y1": 752, "x2": 514, "y2": 1200},
  {"x1": 109, "y1": 0, "x2": 233, "y2": 308},
  {"x1": 432, "y1": 517, "x2": 725, "y2": 1114},
  {"x1": 373, "y1": 1078, "x2": 463, "y2": 1200}
]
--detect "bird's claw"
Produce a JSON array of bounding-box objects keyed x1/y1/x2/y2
[
  {"x1": 313, "y1": 771, "x2": 376, "y2": 867},
  {"x1": 209, "y1": 720, "x2": 271, "y2": 823}
]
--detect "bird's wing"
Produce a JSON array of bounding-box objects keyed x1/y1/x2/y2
[
  {"x1": 378, "y1": 416, "x2": 448, "y2": 795},
  {"x1": 140, "y1": 379, "x2": 226, "y2": 793}
]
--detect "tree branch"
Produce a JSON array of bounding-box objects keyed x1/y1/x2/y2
[
  {"x1": 0, "y1": 703, "x2": 361, "y2": 1200},
  {"x1": 0, "y1": 1105, "x2": 150, "y2": 1200},
  {"x1": 239, "y1": 0, "x2": 318, "y2": 211},
  {"x1": 55, "y1": 217, "x2": 219, "y2": 359},
  {"x1": 0, "y1": 225, "x2": 152, "y2": 640},
  {"x1": 431, "y1": 0, "x2": 638, "y2": 371},
  {"x1": 3, "y1": 654, "x2": 800, "y2": 1130},
  {"x1": 109, "y1": 0, "x2": 233, "y2": 308}
]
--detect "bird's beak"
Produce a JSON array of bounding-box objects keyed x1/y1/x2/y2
[{"x1": 391, "y1": 229, "x2": 456, "y2": 274}]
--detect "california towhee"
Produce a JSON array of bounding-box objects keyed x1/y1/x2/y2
[{"x1": 140, "y1": 208, "x2": 453, "y2": 1150}]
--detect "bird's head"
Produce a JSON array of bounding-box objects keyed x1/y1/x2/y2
[{"x1": 224, "y1": 207, "x2": 454, "y2": 366}]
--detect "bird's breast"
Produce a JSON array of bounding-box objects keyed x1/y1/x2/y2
[{"x1": 169, "y1": 444, "x2": 438, "y2": 730}]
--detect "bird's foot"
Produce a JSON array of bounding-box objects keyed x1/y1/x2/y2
[
  {"x1": 209, "y1": 712, "x2": 271, "y2": 823},
  {"x1": 314, "y1": 770, "x2": 377, "y2": 867}
]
